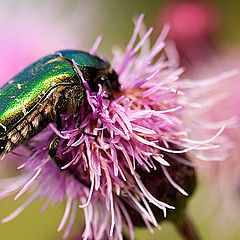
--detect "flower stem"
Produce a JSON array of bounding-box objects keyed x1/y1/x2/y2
[{"x1": 175, "y1": 212, "x2": 202, "y2": 240}]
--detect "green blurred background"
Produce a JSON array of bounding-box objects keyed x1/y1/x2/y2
[{"x1": 0, "y1": 0, "x2": 240, "y2": 239}]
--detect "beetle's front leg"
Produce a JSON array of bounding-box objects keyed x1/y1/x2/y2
[
  {"x1": 48, "y1": 95, "x2": 63, "y2": 166},
  {"x1": 48, "y1": 97, "x2": 90, "y2": 187},
  {"x1": 74, "y1": 97, "x2": 97, "y2": 138},
  {"x1": 75, "y1": 120, "x2": 97, "y2": 138},
  {"x1": 48, "y1": 135, "x2": 90, "y2": 187},
  {"x1": 48, "y1": 135, "x2": 62, "y2": 166}
]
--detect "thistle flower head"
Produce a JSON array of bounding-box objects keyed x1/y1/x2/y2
[{"x1": 0, "y1": 14, "x2": 228, "y2": 240}]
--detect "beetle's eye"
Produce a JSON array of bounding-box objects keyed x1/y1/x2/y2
[
  {"x1": 96, "y1": 76, "x2": 107, "y2": 85},
  {"x1": 107, "y1": 68, "x2": 120, "y2": 91}
]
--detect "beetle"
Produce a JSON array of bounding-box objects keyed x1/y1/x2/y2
[{"x1": 0, "y1": 50, "x2": 119, "y2": 165}]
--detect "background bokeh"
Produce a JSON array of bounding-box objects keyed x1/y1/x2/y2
[{"x1": 0, "y1": 0, "x2": 240, "y2": 239}]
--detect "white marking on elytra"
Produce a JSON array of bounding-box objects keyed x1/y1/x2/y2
[
  {"x1": 38, "y1": 102, "x2": 44, "y2": 107},
  {"x1": 0, "y1": 123, "x2": 7, "y2": 131},
  {"x1": 51, "y1": 82, "x2": 56, "y2": 87},
  {"x1": 17, "y1": 83, "x2": 22, "y2": 89},
  {"x1": 21, "y1": 100, "x2": 27, "y2": 115}
]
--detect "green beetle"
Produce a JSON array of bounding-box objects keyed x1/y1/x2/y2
[{"x1": 0, "y1": 50, "x2": 119, "y2": 162}]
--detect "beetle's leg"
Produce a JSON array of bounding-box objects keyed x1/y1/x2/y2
[
  {"x1": 76, "y1": 124, "x2": 98, "y2": 138},
  {"x1": 48, "y1": 136, "x2": 90, "y2": 187},
  {"x1": 48, "y1": 94, "x2": 63, "y2": 165},
  {"x1": 74, "y1": 97, "x2": 98, "y2": 138},
  {"x1": 48, "y1": 97, "x2": 72, "y2": 169},
  {"x1": 48, "y1": 96, "x2": 90, "y2": 187},
  {"x1": 48, "y1": 135, "x2": 61, "y2": 164},
  {"x1": 75, "y1": 119, "x2": 97, "y2": 138},
  {"x1": 48, "y1": 135, "x2": 89, "y2": 187}
]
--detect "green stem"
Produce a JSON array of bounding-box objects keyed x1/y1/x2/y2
[{"x1": 175, "y1": 212, "x2": 202, "y2": 240}]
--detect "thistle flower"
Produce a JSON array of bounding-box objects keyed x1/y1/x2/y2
[{"x1": 0, "y1": 14, "x2": 229, "y2": 240}]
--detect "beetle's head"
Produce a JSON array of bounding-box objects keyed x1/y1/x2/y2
[{"x1": 87, "y1": 67, "x2": 120, "y2": 98}]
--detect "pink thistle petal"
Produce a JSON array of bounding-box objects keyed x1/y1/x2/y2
[
  {"x1": 14, "y1": 169, "x2": 41, "y2": 200},
  {"x1": 79, "y1": 175, "x2": 94, "y2": 208},
  {"x1": 63, "y1": 200, "x2": 77, "y2": 239},
  {"x1": 161, "y1": 165, "x2": 188, "y2": 196},
  {"x1": 90, "y1": 35, "x2": 103, "y2": 55},
  {"x1": 2, "y1": 192, "x2": 39, "y2": 223},
  {"x1": 58, "y1": 196, "x2": 73, "y2": 232}
]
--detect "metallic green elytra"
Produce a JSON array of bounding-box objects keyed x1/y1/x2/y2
[{"x1": 0, "y1": 50, "x2": 119, "y2": 158}]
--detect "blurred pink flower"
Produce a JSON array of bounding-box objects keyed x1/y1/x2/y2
[
  {"x1": 186, "y1": 48, "x2": 240, "y2": 204},
  {"x1": 157, "y1": 1, "x2": 220, "y2": 66}
]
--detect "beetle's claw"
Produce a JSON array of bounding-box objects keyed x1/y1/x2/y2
[{"x1": 79, "y1": 127, "x2": 98, "y2": 139}]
